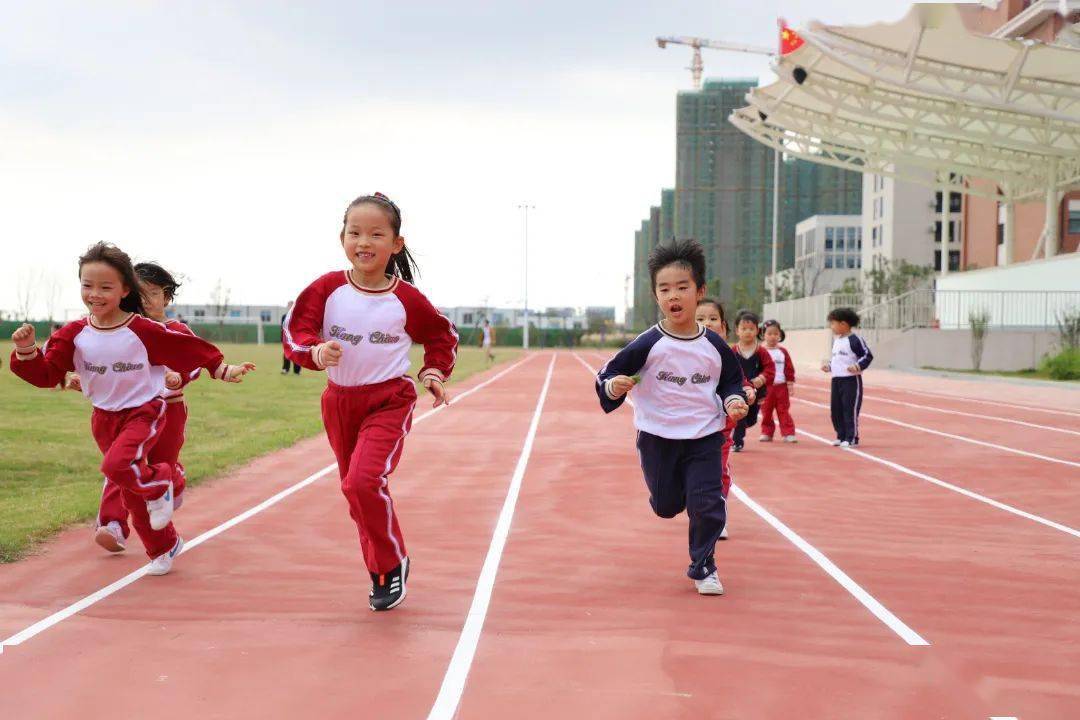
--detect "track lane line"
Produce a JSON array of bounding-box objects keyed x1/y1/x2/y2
[
  {"x1": 792, "y1": 397, "x2": 1080, "y2": 469},
  {"x1": 0, "y1": 354, "x2": 537, "y2": 655},
  {"x1": 795, "y1": 383, "x2": 1080, "y2": 437},
  {"x1": 572, "y1": 352, "x2": 929, "y2": 646},
  {"x1": 427, "y1": 354, "x2": 557, "y2": 720},
  {"x1": 795, "y1": 427, "x2": 1080, "y2": 540}
]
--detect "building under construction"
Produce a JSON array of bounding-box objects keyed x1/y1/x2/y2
[{"x1": 632, "y1": 78, "x2": 861, "y2": 327}]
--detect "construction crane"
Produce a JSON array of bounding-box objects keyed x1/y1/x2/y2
[{"x1": 656, "y1": 36, "x2": 775, "y2": 89}]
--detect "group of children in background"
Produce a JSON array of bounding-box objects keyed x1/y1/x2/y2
[{"x1": 598, "y1": 238, "x2": 872, "y2": 596}]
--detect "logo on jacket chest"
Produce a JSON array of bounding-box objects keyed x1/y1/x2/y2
[
  {"x1": 329, "y1": 325, "x2": 402, "y2": 346},
  {"x1": 656, "y1": 370, "x2": 713, "y2": 387},
  {"x1": 82, "y1": 360, "x2": 144, "y2": 375}
]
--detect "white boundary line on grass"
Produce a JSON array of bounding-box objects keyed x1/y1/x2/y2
[
  {"x1": 570, "y1": 352, "x2": 929, "y2": 646},
  {"x1": 796, "y1": 383, "x2": 1080, "y2": 437},
  {"x1": 427, "y1": 354, "x2": 557, "y2": 720},
  {"x1": 0, "y1": 354, "x2": 536, "y2": 656},
  {"x1": 793, "y1": 398, "x2": 1080, "y2": 469},
  {"x1": 796, "y1": 427, "x2": 1080, "y2": 540}
]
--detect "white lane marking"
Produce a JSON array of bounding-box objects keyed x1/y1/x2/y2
[
  {"x1": 796, "y1": 383, "x2": 1080, "y2": 437},
  {"x1": 871, "y1": 383, "x2": 1080, "y2": 420},
  {"x1": 0, "y1": 354, "x2": 536, "y2": 654},
  {"x1": 427, "y1": 354, "x2": 557, "y2": 720},
  {"x1": 796, "y1": 427, "x2": 1080, "y2": 540},
  {"x1": 793, "y1": 397, "x2": 1080, "y2": 469},
  {"x1": 571, "y1": 352, "x2": 928, "y2": 646},
  {"x1": 730, "y1": 485, "x2": 928, "y2": 646}
]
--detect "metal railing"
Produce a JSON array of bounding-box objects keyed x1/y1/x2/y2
[{"x1": 764, "y1": 289, "x2": 1080, "y2": 331}]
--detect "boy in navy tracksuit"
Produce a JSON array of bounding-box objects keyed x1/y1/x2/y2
[
  {"x1": 596, "y1": 239, "x2": 748, "y2": 596},
  {"x1": 821, "y1": 307, "x2": 873, "y2": 447}
]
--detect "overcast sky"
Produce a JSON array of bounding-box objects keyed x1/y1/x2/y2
[{"x1": 1, "y1": 0, "x2": 917, "y2": 321}]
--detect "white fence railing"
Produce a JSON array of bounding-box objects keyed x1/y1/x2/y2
[{"x1": 764, "y1": 290, "x2": 1080, "y2": 331}]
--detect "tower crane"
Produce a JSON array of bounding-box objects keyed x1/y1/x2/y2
[{"x1": 656, "y1": 36, "x2": 774, "y2": 89}]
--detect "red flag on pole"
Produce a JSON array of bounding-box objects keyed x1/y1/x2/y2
[{"x1": 778, "y1": 19, "x2": 805, "y2": 55}]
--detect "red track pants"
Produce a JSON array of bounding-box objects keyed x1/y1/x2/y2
[
  {"x1": 98, "y1": 399, "x2": 188, "y2": 543},
  {"x1": 91, "y1": 398, "x2": 178, "y2": 558},
  {"x1": 322, "y1": 378, "x2": 417, "y2": 575},
  {"x1": 760, "y1": 382, "x2": 796, "y2": 438},
  {"x1": 721, "y1": 417, "x2": 733, "y2": 499}
]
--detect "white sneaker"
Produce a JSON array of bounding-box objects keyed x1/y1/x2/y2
[
  {"x1": 759, "y1": 435, "x2": 773, "y2": 442},
  {"x1": 694, "y1": 571, "x2": 724, "y2": 596},
  {"x1": 840, "y1": 441, "x2": 851, "y2": 448},
  {"x1": 783, "y1": 435, "x2": 798, "y2": 443},
  {"x1": 147, "y1": 536, "x2": 184, "y2": 576},
  {"x1": 831, "y1": 439, "x2": 843, "y2": 446},
  {"x1": 147, "y1": 482, "x2": 175, "y2": 530},
  {"x1": 94, "y1": 521, "x2": 126, "y2": 553}
]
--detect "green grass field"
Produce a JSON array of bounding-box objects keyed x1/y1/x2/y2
[{"x1": 0, "y1": 344, "x2": 516, "y2": 562}]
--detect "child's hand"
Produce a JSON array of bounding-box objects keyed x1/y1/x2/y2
[
  {"x1": 752, "y1": 375, "x2": 765, "y2": 389},
  {"x1": 222, "y1": 362, "x2": 256, "y2": 383},
  {"x1": 608, "y1": 375, "x2": 636, "y2": 398},
  {"x1": 65, "y1": 373, "x2": 82, "y2": 392},
  {"x1": 316, "y1": 340, "x2": 343, "y2": 368},
  {"x1": 164, "y1": 371, "x2": 182, "y2": 390},
  {"x1": 744, "y1": 386, "x2": 757, "y2": 405},
  {"x1": 726, "y1": 398, "x2": 749, "y2": 421},
  {"x1": 821, "y1": 362, "x2": 831, "y2": 373},
  {"x1": 847, "y1": 364, "x2": 860, "y2": 374},
  {"x1": 787, "y1": 381, "x2": 795, "y2": 397},
  {"x1": 424, "y1": 377, "x2": 451, "y2": 408},
  {"x1": 12, "y1": 323, "x2": 36, "y2": 350}
]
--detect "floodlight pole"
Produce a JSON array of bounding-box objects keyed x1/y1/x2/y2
[
  {"x1": 518, "y1": 203, "x2": 535, "y2": 349},
  {"x1": 770, "y1": 148, "x2": 780, "y2": 302}
]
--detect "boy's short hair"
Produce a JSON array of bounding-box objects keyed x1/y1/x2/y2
[
  {"x1": 734, "y1": 310, "x2": 760, "y2": 327},
  {"x1": 648, "y1": 239, "x2": 706, "y2": 291},
  {"x1": 827, "y1": 307, "x2": 860, "y2": 327}
]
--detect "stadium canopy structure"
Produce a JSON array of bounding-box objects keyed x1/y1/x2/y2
[{"x1": 730, "y1": 3, "x2": 1080, "y2": 258}]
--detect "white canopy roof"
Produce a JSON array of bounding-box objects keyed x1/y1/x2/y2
[{"x1": 730, "y1": 4, "x2": 1080, "y2": 201}]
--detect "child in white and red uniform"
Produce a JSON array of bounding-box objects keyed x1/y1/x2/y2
[
  {"x1": 10, "y1": 243, "x2": 254, "y2": 575},
  {"x1": 91, "y1": 262, "x2": 202, "y2": 553},
  {"x1": 695, "y1": 298, "x2": 753, "y2": 539},
  {"x1": 759, "y1": 319, "x2": 797, "y2": 443},
  {"x1": 283, "y1": 193, "x2": 458, "y2": 612}
]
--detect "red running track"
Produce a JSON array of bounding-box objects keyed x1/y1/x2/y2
[{"x1": 1, "y1": 352, "x2": 1077, "y2": 719}]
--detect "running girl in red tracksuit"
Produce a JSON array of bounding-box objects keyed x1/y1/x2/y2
[
  {"x1": 695, "y1": 298, "x2": 753, "y2": 539},
  {"x1": 759, "y1": 319, "x2": 797, "y2": 443},
  {"x1": 91, "y1": 262, "x2": 202, "y2": 554},
  {"x1": 283, "y1": 193, "x2": 458, "y2": 612},
  {"x1": 10, "y1": 243, "x2": 255, "y2": 575}
]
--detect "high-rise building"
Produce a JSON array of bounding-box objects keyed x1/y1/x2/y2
[
  {"x1": 672, "y1": 78, "x2": 861, "y2": 309},
  {"x1": 631, "y1": 194, "x2": 669, "y2": 329}
]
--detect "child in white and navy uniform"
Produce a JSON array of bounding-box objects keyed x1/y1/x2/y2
[
  {"x1": 596, "y1": 240, "x2": 748, "y2": 596},
  {"x1": 821, "y1": 307, "x2": 873, "y2": 447}
]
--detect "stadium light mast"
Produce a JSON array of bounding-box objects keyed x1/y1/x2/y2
[
  {"x1": 656, "y1": 30, "x2": 785, "y2": 303},
  {"x1": 517, "y1": 203, "x2": 535, "y2": 349}
]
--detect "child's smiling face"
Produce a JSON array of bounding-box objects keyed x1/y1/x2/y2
[
  {"x1": 341, "y1": 204, "x2": 404, "y2": 281},
  {"x1": 695, "y1": 304, "x2": 726, "y2": 335}
]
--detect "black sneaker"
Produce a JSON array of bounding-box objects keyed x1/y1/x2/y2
[{"x1": 369, "y1": 557, "x2": 409, "y2": 611}]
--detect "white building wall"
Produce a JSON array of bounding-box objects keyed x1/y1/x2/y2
[{"x1": 862, "y1": 169, "x2": 962, "y2": 275}]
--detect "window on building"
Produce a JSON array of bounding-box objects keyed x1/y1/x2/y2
[
  {"x1": 463, "y1": 312, "x2": 474, "y2": 325},
  {"x1": 934, "y1": 250, "x2": 941, "y2": 271},
  {"x1": 846, "y1": 255, "x2": 856, "y2": 269},
  {"x1": 949, "y1": 250, "x2": 960, "y2": 271},
  {"x1": 260, "y1": 310, "x2": 272, "y2": 322},
  {"x1": 824, "y1": 255, "x2": 834, "y2": 269},
  {"x1": 229, "y1": 310, "x2": 242, "y2": 318},
  {"x1": 836, "y1": 234, "x2": 845, "y2": 250},
  {"x1": 194, "y1": 309, "x2": 205, "y2": 318},
  {"x1": 825, "y1": 227, "x2": 834, "y2": 249},
  {"x1": 997, "y1": 203, "x2": 1006, "y2": 246},
  {"x1": 1069, "y1": 200, "x2": 1080, "y2": 234}
]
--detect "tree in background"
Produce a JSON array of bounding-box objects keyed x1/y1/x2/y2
[
  {"x1": 210, "y1": 278, "x2": 231, "y2": 325},
  {"x1": 968, "y1": 309, "x2": 991, "y2": 371}
]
